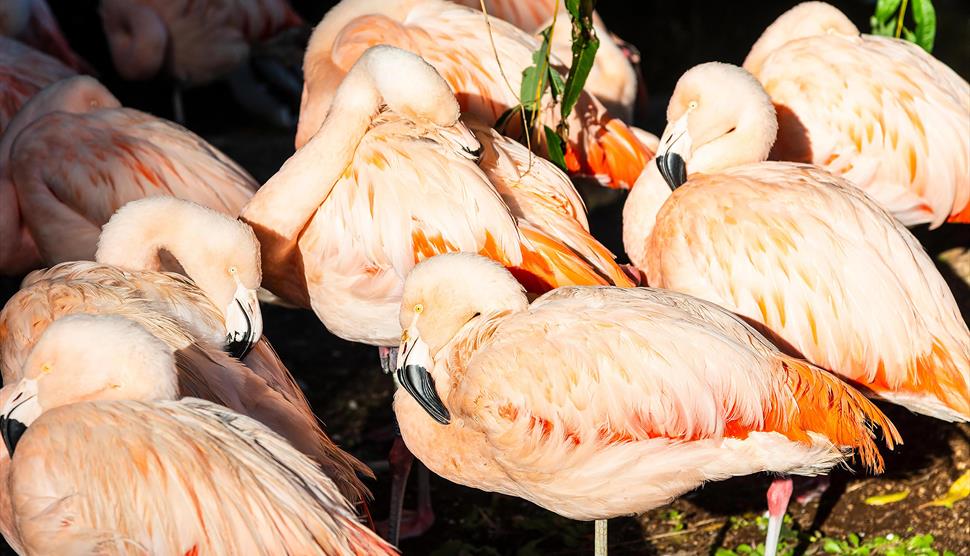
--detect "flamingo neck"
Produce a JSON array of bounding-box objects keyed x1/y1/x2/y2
[
  {"x1": 241, "y1": 68, "x2": 380, "y2": 247},
  {"x1": 623, "y1": 161, "x2": 671, "y2": 271}
]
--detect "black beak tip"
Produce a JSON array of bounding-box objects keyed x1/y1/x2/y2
[
  {"x1": 656, "y1": 153, "x2": 687, "y2": 190},
  {"x1": 226, "y1": 337, "x2": 254, "y2": 360},
  {"x1": 398, "y1": 364, "x2": 451, "y2": 425},
  {"x1": 0, "y1": 416, "x2": 27, "y2": 455}
]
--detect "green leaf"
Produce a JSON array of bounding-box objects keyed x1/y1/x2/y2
[
  {"x1": 736, "y1": 544, "x2": 753, "y2": 554},
  {"x1": 715, "y1": 549, "x2": 737, "y2": 556},
  {"x1": 901, "y1": 26, "x2": 916, "y2": 42},
  {"x1": 519, "y1": 26, "x2": 555, "y2": 111},
  {"x1": 910, "y1": 0, "x2": 936, "y2": 52},
  {"x1": 848, "y1": 533, "x2": 860, "y2": 547},
  {"x1": 823, "y1": 539, "x2": 845, "y2": 553},
  {"x1": 870, "y1": 0, "x2": 903, "y2": 35},
  {"x1": 544, "y1": 125, "x2": 568, "y2": 170},
  {"x1": 549, "y1": 68, "x2": 565, "y2": 101},
  {"x1": 874, "y1": 0, "x2": 903, "y2": 21},
  {"x1": 559, "y1": 0, "x2": 600, "y2": 126}
]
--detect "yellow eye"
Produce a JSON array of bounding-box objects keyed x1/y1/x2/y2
[
  {"x1": 414, "y1": 303, "x2": 424, "y2": 314},
  {"x1": 40, "y1": 362, "x2": 52, "y2": 374},
  {"x1": 688, "y1": 100, "x2": 698, "y2": 110},
  {"x1": 229, "y1": 266, "x2": 237, "y2": 275}
]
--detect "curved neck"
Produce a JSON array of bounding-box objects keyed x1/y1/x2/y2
[
  {"x1": 690, "y1": 102, "x2": 777, "y2": 174},
  {"x1": 97, "y1": 206, "x2": 198, "y2": 277},
  {"x1": 623, "y1": 161, "x2": 670, "y2": 270},
  {"x1": 240, "y1": 66, "x2": 380, "y2": 261}
]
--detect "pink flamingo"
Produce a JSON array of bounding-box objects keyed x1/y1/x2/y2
[
  {"x1": 298, "y1": 0, "x2": 651, "y2": 190},
  {"x1": 242, "y1": 44, "x2": 632, "y2": 542},
  {"x1": 0, "y1": 75, "x2": 257, "y2": 276},
  {"x1": 0, "y1": 197, "x2": 372, "y2": 507},
  {"x1": 0, "y1": 314, "x2": 394, "y2": 555},
  {"x1": 452, "y1": 0, "x2": 642, "y2": 123},
  {"x1": 391, "y1": 253, "x2": 900, "y2": 556},
  {"x1": 0, "y1": 0, "x2": 91, "y2": 72},
  {"x1": 0, "y1": 36, "x2": 74, "y2": 134},
  {"x1": 100, "y1": 0, "x2": 306, "y2": 123},
  {"x1": 623, "y1": 62, "x2": 970, "y2": 421},
  {"x1": 743, "y1": 2, "x2": 969, "y2": 228}
]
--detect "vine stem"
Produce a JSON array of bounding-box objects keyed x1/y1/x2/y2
[{"x1": 895, "y1": 0, "x2": 909, "y2": 38}]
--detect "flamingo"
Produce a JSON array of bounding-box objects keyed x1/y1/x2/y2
[
  {"x1": 0, "y1": 75, "x2": 257, "y2": 276},
  {"x1": 242, "y1": 44, "x2": 632, "y2": 542},
  {"x1": 0, "y1": 36, "x2": 74, "y2": 134},
  {"x1": 451, "y1": 0, "x2": 641, "y2": 123},
  {"x1": 623, "y1": 62, "x2": 970, "y2": 422},
  {"x1": 297, "y1": 0, "x2": 651, "y2": 189},
  {"x1": 391, "y1": 253, "x2": 900, "y2": 556},
  {"x1": 99, "y1": 0, "x2": 306, "y2": 124},
  {"x1": 0, "y1": 314, "x2": 395, "y2": 555},
  {"x1": 0, "y1": 0, "x2": 91, "y2": 72},
  {"x1": 0, "y1": 197, "x2": 372, "y2": 506},
  {"x1": 743, "y1": 1, "x2": 969, "y2": 228}
]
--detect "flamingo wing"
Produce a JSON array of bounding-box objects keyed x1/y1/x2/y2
[
  {"x1": 10, "y1": 398, "x2": 392, "y2": 555},
  {"x1": 753, "y1": 34, "x2": 969, "y2": 227},
  {"x1": 0, "y1": 36, "x2": 74, "y2": 132},
  {"x1": 444, "y1": 286, "x2": 895, "y2": 518},
  {"x1": 472, "y1": 121, "x2": 634, "y2": 287},
  {"x1": 9, "y1": 108, "x2": 257, "y2": 264},
  {"x1": 308, "y1": 0, "x2": 650, "y2": 188},
  {"x1": 647, "y1": 163, "x2": 970, "y2": 420}
]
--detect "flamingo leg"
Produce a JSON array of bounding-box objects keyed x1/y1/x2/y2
[
  {"x1": 764, "y1": 477, "x2": 793, "y2": 556},
  {"x1": 380, "y1": 435, "x2": 436, "y2": 544},
  {"x1": 594, "y1": 519, "x2": 608, "y2": 556}
]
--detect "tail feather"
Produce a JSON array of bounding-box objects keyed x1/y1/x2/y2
[
  {"x1": 513, "y1": 225, "x2": 634, "y2": 293},
  {"x1": 566, "y1": 117, "x2": 653, "y2": 190},
  {"x1": 947, "y1": 200, "x2": 970, "y2": 223},
  {"x1": 779, "y1": 357, "x2": 902, "y2": 473}
]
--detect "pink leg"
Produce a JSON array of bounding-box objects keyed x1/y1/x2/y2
[
  {"x1": 765, "y1": 478, "x2": 793, "y2": 556},
  {"x1": 377, "y1": 436, "x2": 435, "y2": 544}
]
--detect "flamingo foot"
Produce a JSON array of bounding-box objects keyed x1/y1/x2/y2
[
  {"x1": 377, "y1": 436, "x2": 435, "y2": 544},
  {"x1": 379, "y1": 346, "x2": 399, "y2": 375}
]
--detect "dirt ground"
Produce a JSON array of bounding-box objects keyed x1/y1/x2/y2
[{"x1": 2, "y1": 1, "x2": 968, "y2": 555}]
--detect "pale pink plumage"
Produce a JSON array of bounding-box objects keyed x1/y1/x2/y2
[
  {"x1": 242, "y1": 45, "x2": 632, "y2": 347},
  {"x1": 393, "y1": 254, "x2": 899, "y2": 520},
  {"x1": 624, "y1": 62, "x2": 970, "y2": 421},
  {"x1": 298, "y1": 0, "x2": 650, "y2": 189},
  {"x1": 0, "y1": 75, "x2": 257, "y2": 275},
  {"x1": 100, "y1": 0, "x2": 303, "y2": 85},
  {"x1": 0, "y1": 315, "x2": 392, "y2": 555},
  {"x1": 0, "y1": 36, "x2": 74, "y2": 134},
  {"x1": 744, "y1": 2, "x2": 969, "y2": 228}
]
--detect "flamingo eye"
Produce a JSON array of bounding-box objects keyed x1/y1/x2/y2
[
  {"x1": 414, "y1": 304, "x2": 424, "y2": 314},
  {"x1": 229, "y1": 266, "x2": 237, "y2": 275},
  {"x1": 688, "y1": 100, "x2": 698, "y2": 111}
]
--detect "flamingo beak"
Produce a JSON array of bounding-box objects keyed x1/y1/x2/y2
[
  {"x1": 439, "y1": 124, "x2": 483, "y2": 161},
  {"x1": 225, "y1": 282, "x2": 262, "y2": 360},
  {"x1": 0, "y1": 379, "x2": 40, "y2": 455},
  {"x1": 655, "y1": 112, "x2": 692, "y2": 190},
  {"x1": 395, "y1": 324, "x2": 450, "y2": 425}
]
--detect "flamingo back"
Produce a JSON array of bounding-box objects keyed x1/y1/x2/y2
[
  {"x1": 10, "y1": 398, "x2": 392, "y2": 555},
  {"x1": 646, "y1": 162, "x2": 970, "y2": 420},
  {"x1": 752, "y1": 34, "x2": 970, "y2": 227}
]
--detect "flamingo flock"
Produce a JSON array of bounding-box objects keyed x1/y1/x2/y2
[{"x1": 0, "y1": 1, "x2": 966, "y2": 555}]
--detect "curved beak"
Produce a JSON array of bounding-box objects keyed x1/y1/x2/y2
[
  {"x1": 655, "y1": 112, "x2": 692, "y2": 190},
  {"x1": 439, "y1": 123, "x2": 483, "y2": 162},
  {"x1": 395, "y1": 324, "x2": 450, "y2": 425},
  {"x1": 225, "y1": 283, "x2": 262, "y2": 360},
  {"x1": 0, "y1": 379, "x2": 40, "y2": 455}
]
